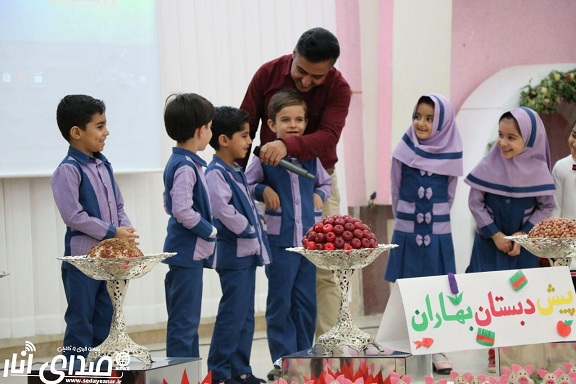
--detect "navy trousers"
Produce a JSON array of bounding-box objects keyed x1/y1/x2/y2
[
  {"x1": 61, "y1": 266, "x2": 113, "y2": 358},
  {"x1": 165, "y1": 265, "x2": 203, "y2": 357},
  {"x1": 265, "y1": 247, "x2": 316, "y2": 363},
  {"x1": 208, "y1": 267, "x2": 257, "y2": 380}
]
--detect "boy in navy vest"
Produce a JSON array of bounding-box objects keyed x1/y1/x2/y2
[
  {"x1": 162, "y1": 93, "x2": 217, "y2": 357},
  {"x1": 245, "y1": 89, "x2": 332, "y2": 373},
  {"x1": 51, "y1": 94, "x2": 139, "y2": 358},
  {"x1": 205, "y1": 106, "x2": 271, "y2": 384}
]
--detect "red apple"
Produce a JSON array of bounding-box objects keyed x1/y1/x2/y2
[
  {"x1": 343, "y1": 244, "x2": 353, "y2": 251},
  {"x1": 315, "y1": 232, "x2": 326, "y2": 244},
  {"x1": 324, "y1": 232, "x2": 336, "y2": 243},
  {"x1": 314, "y1": 243, "x2": 324, "y2": 250},
  {"x1": 353, "y1": 229, "x2": 364, "y2": 239},
  {"x1": 344, "y1": 222, "x2": 356, "y2": 232},
  {"x1": 314, "y1": 223, "x2": 324, "y2": 233},
  {"x1": 557, "y1": 320, "x2": 572, "y2": 337},
  {"x1": 350, "y1": 238, "x2": 362, "y2": 249},
  {"x1": 334, "y1": 237, "x2": 345, "y2": 249},
  {"x1": 333, "y1": 224, "x2": 344, "y2": 235},
  {"x1": 361, "y1": 238, "x2": 372, "y2": 248},
  {"x1": 322, "y1": 224, "x2": 334, "y2": 234},
  {"x1": 306, "y1": 241, "x2": 316, "y2": 250},
  {"x1": 342, "y1": 231, "x2": 354, "y2": 242},
  {"x1": 334, "y1": 217, "x2": 346, "y2": 226},
  {"x1": 324, "y1": 242, "x2": 335, "y2": 251},
  {"x1": 323, "y1": 217, "x2": 334, "y2": 225}
]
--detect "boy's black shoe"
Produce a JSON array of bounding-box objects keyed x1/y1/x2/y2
[
  {"x1": 236, "y1": 373, "x2": 266, "y2": 384},
  {"x1": 266, "y1": 369, "x2": 275, "y2": 381},
  {"x1": 266, "y1": 366, "x2": 281, "y2": 381}
]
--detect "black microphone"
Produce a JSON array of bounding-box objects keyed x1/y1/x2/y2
[{"x1": 253, "y1": 146, "x2": 315, "y2": 180}]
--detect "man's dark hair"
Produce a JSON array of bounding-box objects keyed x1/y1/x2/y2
[
  {"x1": 295, "y1": 27, "x2": 340, "y2": 65},
  {"x1": 56, "y1": 95, "x2": 106, "y2": 142},
  {"x1": 209, "y1": 106, "x2": 250, "y2": 150},
  {"x1": 164, "y1": 93, "x2": 215, "y2": 143}
]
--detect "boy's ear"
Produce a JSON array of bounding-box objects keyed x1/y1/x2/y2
[
  {"x1": 69, "y1": 126, "x2": 82, "y2": 140},
  {"x1": 218, "y1": 134, "x2": 229, "y2": 147},
  {"x1": 267, "y1": 119, "x2": 277, "y2": 133}
]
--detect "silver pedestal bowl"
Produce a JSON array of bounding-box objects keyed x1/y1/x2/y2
[
  {"x1": 505, "y1": 235, "x2": 576, "y2": 265},
  {"x1": 57, "y1": 253, "x2": 175, "y2": 365},
  {"x1": 287, "y1": 244, "x2": 397, "y2": 353}
]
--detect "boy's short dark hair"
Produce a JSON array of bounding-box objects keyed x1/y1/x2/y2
[
  {"x1": 268, "y1": 89, "x2": 308, "y2": 122},
  {"x1": 296, "y1": 27, "x2": 340, "y2": 66},
  {"x1": 164, "y1": 93, "x2": 215, "y2": 143},
  {"x1": 209, "y1": 106, "x2": 250, "y2": 150},
  {"x1": 56, "y1": 95, "x2": 106, "y2": 142}
]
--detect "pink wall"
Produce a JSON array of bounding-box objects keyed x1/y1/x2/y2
[
  {"x1": 336, "y1": 0, "x2": 394, "y2": 207},
  {"x1": 451, "y1": 0, "x2": 576, "y2": 112},
  {"x1": 375, "y1": 0, "x2": 394, "y2": 206},
  {"x1": 336, "y1": 1, "x2": 366, "y2": 207}
]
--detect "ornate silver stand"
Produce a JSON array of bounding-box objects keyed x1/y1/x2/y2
[
  {"x1": 288, "y1": 244, "x2": 397, "y2": 353},
  {"x1": 58, "y1": 253, "x2": 174, "y2": 365},
  {"x1": 505, "y1": 235, "x2": 576, "y2": 265}
]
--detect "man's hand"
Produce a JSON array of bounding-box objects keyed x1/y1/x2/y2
[{"x1": 258, "y1": 140, "x2": 288, "y2": 166}]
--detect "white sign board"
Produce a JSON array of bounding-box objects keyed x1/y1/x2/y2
[{"x1": 376, "y1": 267, "x2": 576, "y2": 355}]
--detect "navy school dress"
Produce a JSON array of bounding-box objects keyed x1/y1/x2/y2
[
  {"x1": 466, "y1": 193, "x2": 540, "y2": 272},
  {"x1": 385, "y1": 165, "x2": 456, "y2": 282}
]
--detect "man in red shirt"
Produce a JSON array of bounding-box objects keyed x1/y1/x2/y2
[{"x1": 239, "y1": 27, "x2": 351, "y2": 379}]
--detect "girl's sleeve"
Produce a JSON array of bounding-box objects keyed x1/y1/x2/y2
[
  {"x1": 524, "y1": 194, "x2": 555, "y2": 233},
  {"x1": 447, "y1": 176, "x2": 458, "y2": 207},
  {"x1": 468, "y1": 187, "x2": 499, "y2": 238},
  {"x1": 390, "y1": 158, "x2": 402, "y2": 217}
]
